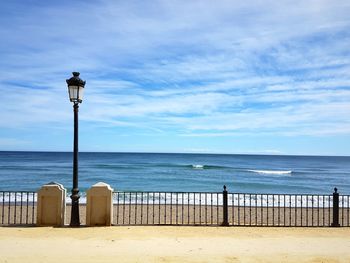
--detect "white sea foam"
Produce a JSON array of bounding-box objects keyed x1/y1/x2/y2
[
  {"x1": 192, "y1": 164, "x2": 204, "y2": 169},
  {"x1": 248, "y1": 169, "x2": 292, "y2": 175},
  {"x1": 2, "y1": 192, "x2": 347, "y2": 208},
  {"x1": 110, "y1": 192, "x2": 346, "y2": 208}
]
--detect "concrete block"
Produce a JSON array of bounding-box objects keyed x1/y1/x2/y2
[
  {"x1": 86, "y1": 182, "x2": 113, "y2": 226},
  {"x1": 37, "y1": 182, "x2": 66, "y2": 226}
]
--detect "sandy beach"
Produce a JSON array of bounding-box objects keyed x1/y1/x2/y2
[
  {"x1": 3, "y1": 203, "x2": 349, "y2": 227},
  {"x1": 0, "y1": 226, "x2": 349, "y2": 262}
]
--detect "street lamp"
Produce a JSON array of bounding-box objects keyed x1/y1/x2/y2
[{"x1": 66, "y1": 72, "x2": 86, "y2": 226}]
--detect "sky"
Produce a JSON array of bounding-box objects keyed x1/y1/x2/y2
[{"x1": 0, "y1": 0, "x2": 349, "y2": 156}]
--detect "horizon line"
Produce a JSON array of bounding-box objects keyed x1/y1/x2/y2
[{"x1": 0, "y1": 150, "x2": 349, "y2": 158}]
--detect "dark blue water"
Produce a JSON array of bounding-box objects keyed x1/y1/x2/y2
[{"x1": 0, "y1": 151, "x2": 349, "y2": 194}]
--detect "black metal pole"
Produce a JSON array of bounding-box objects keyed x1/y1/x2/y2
[
  {"x1": 222, "y1": 185, "x2": 229, "y2": 226},
  {"x1": 331, "y1": 187, "x2": 340, "y2": 227},
  {"x1": 70, "y1": 102, "x2": 80, "y2": 226}
]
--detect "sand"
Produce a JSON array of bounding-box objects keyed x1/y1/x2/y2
[
  {"x1": 3, "y1": 203, "x2": 349, "y2": 227},
  {"x1": 0, "y1": 226, "x2": 349, "y2": 262}
]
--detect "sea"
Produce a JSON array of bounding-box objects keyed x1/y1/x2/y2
[{"x1": 0, "y1": 151, "x2": 349, "y2": 197}]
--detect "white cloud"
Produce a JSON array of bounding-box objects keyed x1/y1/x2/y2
[{"x1": 0, "y1": 0, "x2": 349, "y2": 144}]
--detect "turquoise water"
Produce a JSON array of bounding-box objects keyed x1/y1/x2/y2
[{"x1": 0, "y1": 151, "x2": 349, "y2": 194}]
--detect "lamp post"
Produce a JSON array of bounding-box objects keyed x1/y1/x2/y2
[{"x1": 66, "y1": 72, "x2": 86, "y2": 227}]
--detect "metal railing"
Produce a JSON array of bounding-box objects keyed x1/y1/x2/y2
[
  {"x1": 112, "y1": 187, "x2": 349, "y2": 227},
  {"x1": 0, "y1": 191, "x2": 37, "y2": 225},
  {"x1": 339, "y1": 194, "x2": 350, "y2": 227},
  {"x1": 228, "y1": 193, "x2": 336, "y2": 226},
  {"x1": 225, "y1": 187, "x2": 349, "y2": 227},
  {"x1": 113, "y1": 191, "x2": 223, "y2": 225},
  {"x1": 0, "y1": 187, "x2": 349, "y2": 227}
]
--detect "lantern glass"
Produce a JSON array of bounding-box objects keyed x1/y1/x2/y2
[{"x1": 68, "y1": 85, "x2": 84, "y2": 103}]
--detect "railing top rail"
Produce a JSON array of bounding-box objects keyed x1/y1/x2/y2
[
  {"x1": 1, "y1": 190, "x2": 348, "y2": 196},
  {"x1": 229, "y1": 192, "x2": 334, "y2": 196},
  {"x1": 112, "y1": 191, "x2": 347, "y2": 196},
  {"x1": 113, "y1": 191, "x2": 223, "y2": 194}
]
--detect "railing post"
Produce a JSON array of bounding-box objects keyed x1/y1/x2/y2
[
  {"x1": 331, "y1": 188, "x2": 340, "y2": 227},
  {"x1": 222, "y1": 185, "x2": 229, "y2": 226}
]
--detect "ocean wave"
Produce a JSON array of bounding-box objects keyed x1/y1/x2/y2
[
  {"x1": 192, "y1": 164, "x2": 204, "y2": 169},
  {"x1": 90, "y1": 163, "x2": 230, "y2": 171},
  {"x1": 248, "y1": 169, "x2": 292, "y2": 175},
  {"x1": 92, "y1": 164, "x2": 142, "y2": 170},
  {"x1": 149, "y1": 163, "x2": 229, "y2": 169},
  {"x1": 189, "y1": 164, "x2": 228, "y2": 170}
]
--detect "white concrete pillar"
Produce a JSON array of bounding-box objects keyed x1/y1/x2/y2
[
  {"x1": 86, "y1": 182, "x2": 113, "y2": 226},
  {"x1": 37, "y1": 182, "x2": 66, "y2": 226}
]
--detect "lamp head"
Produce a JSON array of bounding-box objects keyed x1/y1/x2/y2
[{"x1": 66, "y1": 72, "x2": 86, "y2": 103}]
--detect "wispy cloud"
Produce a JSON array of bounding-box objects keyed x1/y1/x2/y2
[{"x1": 0, "y1": 0, "x2": 349, "y2": 153}]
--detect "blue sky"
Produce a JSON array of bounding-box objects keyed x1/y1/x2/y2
[{"x1": 0, "y1": 0, "x2": 349, "y2": 155}]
